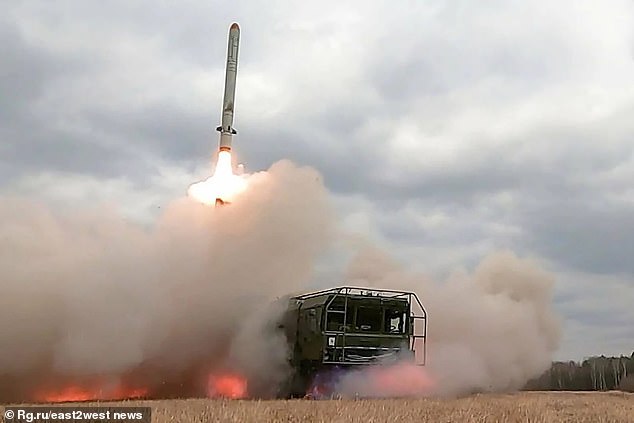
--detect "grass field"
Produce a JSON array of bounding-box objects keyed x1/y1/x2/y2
[{"x1": 3, "y1": 392, "x2": 633, "y2": 422}]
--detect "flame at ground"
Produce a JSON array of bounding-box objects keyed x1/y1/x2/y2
[
  {"x1": 365, "y1": 363, "x2": 436, "y2": 397},
  {"x1": 308, "y1": 363, "x2": 436, "y2": 399},
  {"x1": 34, "y1": 382, "x2": 148, "y2": 403},
  {"x1": 188, "y1": 151, "x2": 248, "y2": 205},
  {"x1": 207, "y1": 373, "x2": 248, "y2": 399}
]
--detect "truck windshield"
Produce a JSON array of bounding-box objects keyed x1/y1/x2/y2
[
  {"x1": 356, "y1": 306, "x2": 381, "y2": 332},
  {"x1": 326, "y1": 305, "x2": 354, "y2": 331},
  {"x1": 384, "y1": 308, "x2": 405, "y2": 333},
  {"x1": 325, "y1": 300, "x2": 407, "y2": 334}
]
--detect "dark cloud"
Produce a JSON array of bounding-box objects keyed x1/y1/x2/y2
[
  {"x1": 522, "y1": 201, "x2": 634, "y2": 274},
  {"x1": 0, "y1": 12, "x2": 138, "y2": 181},
  {"x1": 85, "y1": 105, "x2": 211, "y2": 163},
  {"x1": 0, "y1": 19, "x2": 65, "y2": 119}
]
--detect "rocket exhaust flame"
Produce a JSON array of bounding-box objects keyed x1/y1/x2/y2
[{"x1": 188, "y1": 151, "x2": 248, "y2": 205}]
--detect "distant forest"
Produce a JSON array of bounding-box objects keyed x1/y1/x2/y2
[{"x1": 523, "y1": 352, "x2": 634, "y2": 392}]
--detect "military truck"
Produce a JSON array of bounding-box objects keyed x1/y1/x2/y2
[{"x1": 275, "y1": 286, "x2": 427, "y2": 398}]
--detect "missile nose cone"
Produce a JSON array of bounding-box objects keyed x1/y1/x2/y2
[{"x1": 231, "y1": 23, "x2": 239, "y2": 30}]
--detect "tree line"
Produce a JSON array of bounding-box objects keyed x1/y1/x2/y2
[{"x1": 523, "y1": 352, "x2": 634, "y2": 392}]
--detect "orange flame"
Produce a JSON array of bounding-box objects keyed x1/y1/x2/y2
[
  {"x1": 307, "y1": 363, "x2": 436, "y2": 399},
  {"x1": 34, "y1": 383, "x2": 148, "y2": 403},
  {"x1": 369, "y1": 363, "x2": 434, "y2": 397},
  {"x1": 188, "y1": 151, "x2": 248, "y2": 205},
  {"x1": 207, "y1": 373, "x2": 248, "y2": 399}
]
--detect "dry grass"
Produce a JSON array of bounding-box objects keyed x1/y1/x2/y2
[{"x1": 4, "y1": 392, "x2": 633, "y2": 422}]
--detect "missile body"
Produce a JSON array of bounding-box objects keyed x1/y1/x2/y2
[{"x1": 216, "y1": 23, "x2": 240, "y2": 152}]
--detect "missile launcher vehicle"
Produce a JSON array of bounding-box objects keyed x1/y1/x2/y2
[{"x1": 274, "y1": 286, "x2": 427, "y2": 398}]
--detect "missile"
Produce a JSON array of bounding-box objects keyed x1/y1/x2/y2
[{"x1": 216, "y1": 22, "x2": 240, "y2": 153}]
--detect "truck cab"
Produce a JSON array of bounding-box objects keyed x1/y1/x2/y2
[{"x1": 276, "y1": 286, "x2": 427, "y2": 398}]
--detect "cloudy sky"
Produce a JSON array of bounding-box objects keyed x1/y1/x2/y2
[{"x1": 2, "y1": 0, "x2": 633, "y2": 361}]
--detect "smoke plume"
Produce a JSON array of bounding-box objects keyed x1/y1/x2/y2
[
  {"x1": 339, "y1": 246, "x2": 562, "y2": 397},
  {"x1": 0, "y1": 158, "x2": 561, "y2": 402},
  {"x1": 0, "y1": 159, "x2": 333, "y2": 402}
]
